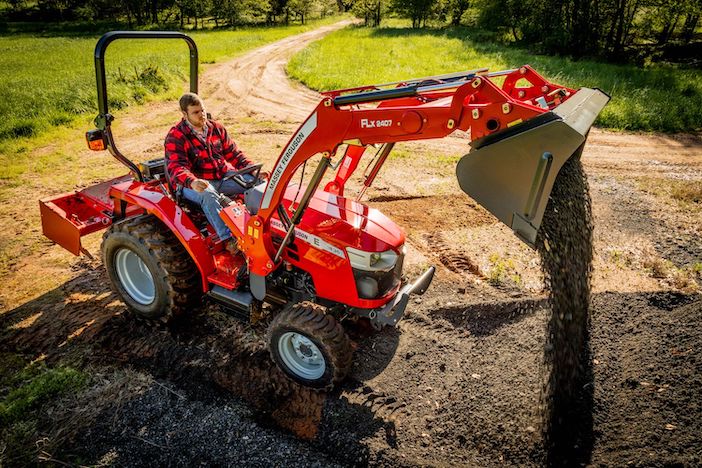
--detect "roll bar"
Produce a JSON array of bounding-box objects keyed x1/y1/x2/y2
[{"x1": 93, "y1": 31, "x2": 199, "y2": 182}]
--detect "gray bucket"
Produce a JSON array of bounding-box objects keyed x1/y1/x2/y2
[{"x1": 456, "y1": 88, "x2": 610, "y2": 247}]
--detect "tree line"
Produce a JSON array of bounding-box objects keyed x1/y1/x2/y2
[
  {"x1": 352, "y1": 0, "x2": 701, "y2": 64},
  {"x1": 3, "y1": 0, "x2": 700, "y2": 63},
  {"x1": 1, "y1": 0, "x2": 342, "y2": 27}
]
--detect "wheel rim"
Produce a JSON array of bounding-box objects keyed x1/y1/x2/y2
[
  {"x1": 114, "y1": 248, "x2": 156, "y2": 305},
  {"x1": 277, "y1": 332, "x2": 326, "y2": 380}
]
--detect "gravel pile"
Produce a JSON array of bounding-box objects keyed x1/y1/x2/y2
[{"x1": 71, "y1": 377, "x2": 340, "y2": 467}]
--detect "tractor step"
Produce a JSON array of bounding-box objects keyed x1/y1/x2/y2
[
  {"x1": 208, "y1": 251, "x2": 246, "y2": 290},
  {"x1": 207, "y1": 285, "x2": 254, "y2": 321}
]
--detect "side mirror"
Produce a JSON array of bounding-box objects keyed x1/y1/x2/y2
[{"x1": 86, "y1": 129, "x2": 106, "y2": 151}]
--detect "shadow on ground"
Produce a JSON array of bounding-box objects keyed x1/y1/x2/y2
[{"x1": 2, "y1": 263, "x2": 700, "y2": 466}]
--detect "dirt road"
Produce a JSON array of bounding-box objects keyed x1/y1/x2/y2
[{"x1": 3, "y1": 21, "x2": 701, "y2": 467}]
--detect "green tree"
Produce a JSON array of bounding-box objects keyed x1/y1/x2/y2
[
  {"x1": 176, "y1": 0, "x2": 210, "y2": 28},
  {"x1": 319, "y1": 0, "x2": 340, "y2": 16},
  {"x1": 289, "y1": 0, "x2": 315, "y2": 23},
  {"x1": 446, "y1": 0, "x2": 470, "y2": 25},
  {"x1": 352, "y1": 0, "x2": 385, "y2": 26},
  {"x1": 7, "y1": 0, "x2": 26, "y2": 13},
  {"x1": 266, "y1": 0, "x2": 290, "y2": 23},
  {"x1": 392, "y1": 0, "x2": 437, "y2": 28},
  {"x1": 336, "y1": 0, "x2": 355, "y2": 11}
]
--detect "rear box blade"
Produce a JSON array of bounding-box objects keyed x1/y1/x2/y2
[{"x1": 456, "y1": 88, "x2": 610, "y2": 247}]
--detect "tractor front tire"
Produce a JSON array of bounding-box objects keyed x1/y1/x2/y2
[
  {"x1": 267, "y1": 302, "x2": 353, "y2": 391},
  {"x1": 101, "y1": 215, "x2": 201, "y2": 322}
]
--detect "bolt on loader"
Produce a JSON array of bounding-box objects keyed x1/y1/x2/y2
[{"x1": 40, "y1": 32, "x2": 609, "y2": 390}]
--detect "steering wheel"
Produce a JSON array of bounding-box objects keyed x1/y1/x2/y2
[{"x1": 219, "y1": 163, "x2": 264, "y2": 191}]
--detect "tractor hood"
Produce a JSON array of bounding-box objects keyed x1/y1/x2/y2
[{"x1": 281, "y1": 184, "x2": 406, "y2": 253}]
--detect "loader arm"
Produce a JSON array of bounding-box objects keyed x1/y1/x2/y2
[{"x1": 230, "y1": 66, "x2": 608, "y2": 299}]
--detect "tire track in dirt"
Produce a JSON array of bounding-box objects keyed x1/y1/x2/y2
[
  {"x1": 399, "y1": 312, "x2": 472, "y2": 346},
  {"x1": 340, "y1": 383, "x2": 409, "y2": 424},
  {"x1": 109, "y1": 20, "x2": 353, "y2": 164},
  {"x1": 421, "y1": 232, "x2": 527, "y2": 300},
  {"x1": 427, "y1": 232, "x2": 486, "y2": 278},
  {"x1": 4, "y1": 268, "x2": 408, "y2": 445},
  {"x1": 202, "y1": 20, "x2": 355, "y2": 123}
]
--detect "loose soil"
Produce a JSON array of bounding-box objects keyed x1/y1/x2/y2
[{"x1": 2, "y1": 21, "x2": 702, "y2": 466}]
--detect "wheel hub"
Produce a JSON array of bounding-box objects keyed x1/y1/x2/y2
[
  {"x1": 114, "y1": 248, "x2": 156, "y2": 305},
  {"x1": 278, "y1": 332, "x2": 325, "y2": 379}
]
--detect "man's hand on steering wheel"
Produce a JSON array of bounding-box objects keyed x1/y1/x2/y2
[{"x1": 220, "y1": 163, "x2": 264, "y2": 191}]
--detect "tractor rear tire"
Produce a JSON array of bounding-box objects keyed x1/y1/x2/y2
[
  {"x1": 101, "y1": 215, "x2": 201, "y2": 322},
  {"x1": 267, "y1": 302, "x2": 353, "y2": 391}
]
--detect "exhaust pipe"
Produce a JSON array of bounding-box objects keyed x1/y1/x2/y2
[{"x1": 456, "y1": 88, "x2": 610, "y2": 247}]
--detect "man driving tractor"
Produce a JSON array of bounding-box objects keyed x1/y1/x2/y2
[{"x1": 165, "y1": 92, "x2": 257, "y2": 253}]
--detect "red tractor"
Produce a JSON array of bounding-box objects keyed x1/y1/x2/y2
[{"x1": 40, "y1": 32, "x2": 609, "y2": 390}]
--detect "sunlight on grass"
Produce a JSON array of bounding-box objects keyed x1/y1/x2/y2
[
  {"x1": 287, "y1": 24, "x2": 702, "y2": 133},
  {"x1": 0, "y1": 16, "x2": 343, "y2": 149},
  {"x1": 0, "y1": 354, "x2": 88, "y2": 465},
  {"x1": 0, "y1": 18, "x2": 345, "y2": 311}
]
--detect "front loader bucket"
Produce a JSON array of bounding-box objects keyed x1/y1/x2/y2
[{"x1": 456, "y1": 88, "x2": 610, "y2": 247}]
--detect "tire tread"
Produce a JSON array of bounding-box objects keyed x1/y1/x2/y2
[
  {"x1": 267, "y1": 302, "x2": 353, "y2": 391},
  {"x1": 101, "y1": 214, "x2": 201, "y2": 322}
]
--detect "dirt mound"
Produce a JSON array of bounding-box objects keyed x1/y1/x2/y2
[
  {"x1": 4, "y1": 262, "x2": 702, "y2": 465},
  {"x1": 64, "y1": 372, "x2": 340, "y2": 467},
  {"x1": 91, "y1": 308, "x2": 333, "y2": 440}
]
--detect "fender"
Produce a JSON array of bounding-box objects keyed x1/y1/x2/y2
[{"x1": 109, "y1": 181, "x2": 215, "y2": 291}]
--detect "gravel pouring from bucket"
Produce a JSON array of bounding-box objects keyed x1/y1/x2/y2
[
  {"x1": 456, "y1": 87, "x2": 609, "y2": 464},
  {"x1": 456, "y1": 87, "x2": 610, "y2": 246}
]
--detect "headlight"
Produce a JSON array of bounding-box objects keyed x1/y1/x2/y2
[{"x1": 346, "y1": 246, "x2": 399, "y2": 272}]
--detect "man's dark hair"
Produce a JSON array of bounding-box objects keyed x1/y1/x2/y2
[{"x1": 179, "y1": 92, "x2": 204, "y2": 112}]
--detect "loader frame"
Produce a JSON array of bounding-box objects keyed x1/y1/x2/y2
[{"x1": 228, "y1": 66, "x2": 608, "y2": 300}]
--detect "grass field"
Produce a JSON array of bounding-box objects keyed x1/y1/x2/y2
[
  {"x1": 0, "y1": 16, "x2": 342, "y2": 151},
  {"x1": 0, "y1": 17, "x2": 344, "y2": 304},
  {"x1": 288, "y1": 23, "x2": 702, "y2": 133}
]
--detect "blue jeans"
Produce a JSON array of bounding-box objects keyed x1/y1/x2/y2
[{"x1": 182, "y1": 176, "x2": 254, "y2": 241}]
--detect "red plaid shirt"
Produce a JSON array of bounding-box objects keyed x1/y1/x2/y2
[{"x1": 165, "y1": 119, "x2": 252, "y2": 189}]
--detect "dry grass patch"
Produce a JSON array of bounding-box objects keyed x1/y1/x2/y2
[
  {"x1": 670, "y1": 181, "x2": 702, "y2": 204},
  {"x1": 636, "y1": 177, "x2": 702, "y2": 211},
  {"x1": 641, "y1": 248, "x2": 700, "y2": 292}
]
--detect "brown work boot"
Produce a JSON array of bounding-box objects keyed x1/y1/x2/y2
[{"x1": 225, "y1": 239, "x2": 239, "y2": 255}]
